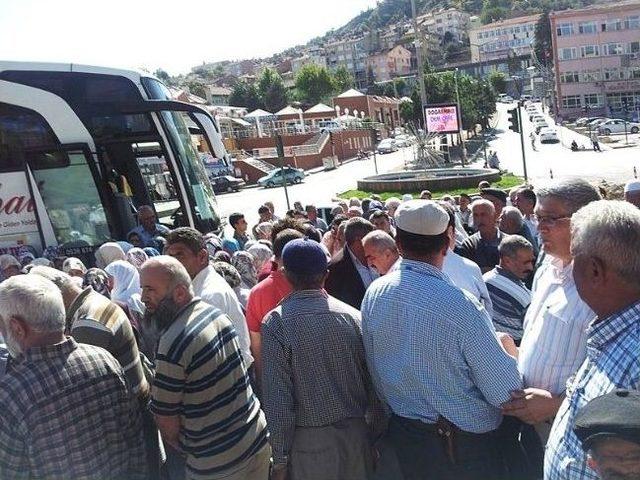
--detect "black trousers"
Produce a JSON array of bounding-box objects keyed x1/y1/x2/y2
[{"x1": 387, "y1": 415, "x2": 503, "y2": 480}]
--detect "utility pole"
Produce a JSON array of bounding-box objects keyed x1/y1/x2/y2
[
  {"x1": 275, "y1": 133, "x2": 291, "y2": 210},
  {"x1": 454, "y1": 68, "x2": 466, "y2": 166},
  {"x1": 517, "y1": 107, "x2": 528, "y2": 183},
  {"x1": 411, "y1": 0, "x2": 428, "y2": 128}
]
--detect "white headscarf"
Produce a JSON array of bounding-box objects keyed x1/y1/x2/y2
[
  {"x1": 95, "y1": 242, "x2": 126, "y2": 269},
  {"x1": 104, "y1": 260, "x2": 143, "y2": 314}
]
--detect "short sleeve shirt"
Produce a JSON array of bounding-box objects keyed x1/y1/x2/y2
[{"x1": 245, "y1": 270, "x2": 293, "y2": 333}]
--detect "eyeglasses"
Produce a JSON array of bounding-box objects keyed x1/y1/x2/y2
[{"x1": 534, "y1": 214, "x2": 571, "y2": 226}]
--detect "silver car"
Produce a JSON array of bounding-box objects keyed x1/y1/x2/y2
[{"x1": 598, "y1": 119, "x2": 640, "y2": 135}]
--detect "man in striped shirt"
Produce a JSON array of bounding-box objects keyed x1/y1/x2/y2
[
  {"x1": 483, "y1": 235, "x2": 535, "y2": 344},
  {"x1": 502, "y1": 179, "x2": 601, "y2": 446},
  {"x1": 141, "y1": 256, "x2": 269, "y2": 480},
  {"x1": 29, "y1": 266, "x2": 148, "y2": 399}
]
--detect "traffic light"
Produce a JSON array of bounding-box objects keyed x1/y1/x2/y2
[{"x1": 507, "y1": 107, "x2": 520, "y2": 133}]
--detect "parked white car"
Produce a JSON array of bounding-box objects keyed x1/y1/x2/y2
[
  {"x1": 598, "y1": 119, "x2": 640, "y2": 135},
  {"x1": 376, "y1": 138, "x2": 398, "y2": 154},
  {"x1": 498, "y1": 94, "x2": 514, "y2": 103},
  {"x1": 539, "y1": 128, "x2": 559, "y2": 143}
]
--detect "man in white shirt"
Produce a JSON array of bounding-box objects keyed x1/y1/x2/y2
[
  {"x1": 440, "y1": 202, "x2": 493, "y2": 315},
  {"x1": 165, "y1": 227, "x2": 253, "y2": 367},
  {"x1": 501, "y1": 179, "x2": 601, "y2": 444}
]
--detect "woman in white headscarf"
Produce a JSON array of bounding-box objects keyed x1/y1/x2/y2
[
  {"x1": 247, "y1": 243, "x2": 272, "y2": 276},
  {"x1": 95, "y1": 242, "x2": 126, "y2": 269},
  {"x1": 104, "y1": 260, "x2": 145, "y2": 325}
]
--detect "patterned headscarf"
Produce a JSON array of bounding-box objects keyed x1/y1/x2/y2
[
  {"x1": 212, "y1": 261, "x2": 241, "y2": 289},
  {"x1": 43, "y1": 246, "x2": 60, "y2": 262},
  {"x1": 126, "y1": 248, "x2": 149, "y2": 270},
  {"x1": 143, "y1": 247, "x2": 160, "y2": 257},
  {"x1": 212, "y1": 251, "x2": 231, "y2": 264},
  {"x1": 232, "y1": 251, "x2": 257, "y2": 288},
  {"x1": 83, "y1": 268, "x2": 111, "y2": 298},
  {"x1": 247, "y1": 244, "x2": 272, "y2": 274}
]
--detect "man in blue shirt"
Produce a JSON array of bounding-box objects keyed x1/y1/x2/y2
[
  {"x1": 362, "y1": 200, "x2": 522, "y2": 480},
  {"x1": 128, "y1": 205, "x2": 170, "y2": 248},
  {"x1": 545, "y1": 201, "x2": 640, "y2": 480}
]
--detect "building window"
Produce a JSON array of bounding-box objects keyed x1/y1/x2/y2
[
  {"x1": 582, "y1": 70, "x2": 601, "y2": 82},
  {"x1": 628, "y1": 42, "x2": 640, "y2": 54},
  {"x1": 602, "y1": 19, "x2": 623, "y2": 31},
  {"x1": 562, "y1": 95, "x2": 582, "y2": 108},
  {"x1": 629, "y1": 67, "x2": 640, "y2": 79},
  {"x1": 604, "y1": 68, "x2": 623, "y2": 80},
  {"x1": 557, "y1": 23, "x2": 574, "y2": 36},
  {"x1": 578, "y1": 21, "x2": 597, "y2": 34},
  {"x1": 560, "y1": 71, "x2": 580, "y2": 83},
  {"x1": 627, "y1": 15, "x2": 640, "y2": 29},
  {"x1": 580, "y1": 45, "x2": 599, "y2": 57},
  {"x1": 559, "y1": 47, "x2": 578, "y2": 60},
  {"x1": 603, "y1": 43, "x2": 624, "y2": 55},
  {"x1": 583, "y1": 93, "x2": 603, "y2": 107}
]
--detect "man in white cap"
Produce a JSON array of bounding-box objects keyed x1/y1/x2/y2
[
  {"x1": 361, "y1": 200, "x2": 522, "y2": 480},
  {"x1": 624, "y1": 180, "x2": 640, "y2": 208}
]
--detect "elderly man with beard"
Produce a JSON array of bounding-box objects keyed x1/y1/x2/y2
[{"x1": 141, "y1": 256, "x2": 270, "y2": 480}]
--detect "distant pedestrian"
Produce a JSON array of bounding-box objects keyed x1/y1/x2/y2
[{"x1": 591, "y1": 133, "x2": 601, "y2": 152}]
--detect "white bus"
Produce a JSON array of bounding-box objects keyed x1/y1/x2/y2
[{"x1": 0, "y1": 61, "x2": 229, "y2": 263}]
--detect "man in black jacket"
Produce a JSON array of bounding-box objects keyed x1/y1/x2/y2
[{"x1": 325, "y1": 217, "x2": 377, "y2": 309}]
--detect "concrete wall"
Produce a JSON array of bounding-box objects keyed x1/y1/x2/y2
[{"x1": 357, "y1": 169, "x2": 502, "y2": 193}]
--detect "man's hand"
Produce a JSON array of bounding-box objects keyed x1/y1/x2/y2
[
  {"x1": 496, "y1": 332, "x2": 518, "y2": 358},
  {"x1": 501, "y1": 388, "x2": 563, "y2": 424},
  {"x1": 271, "y1": 463, "x2": 288, "y2": 480}
]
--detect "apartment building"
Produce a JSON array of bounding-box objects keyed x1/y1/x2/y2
[
  {"x1": 291, "y1": 51, "x2": 327, "y2": 75},
  {"x1": 419, "y1": 8, "x2": 471, "y2": 42},
  {"x1": 366, "y1": 45, "x2": 412, "y2": 82},
  {"x1": 551, "y1": 0, "x2": 640, "y2": 119},
  {"x1": 470, "y1": 14, "x2": 540, "y2": 62},
  {"x1": 324, "y1": 37, "x2": 368, "y2": 87}
]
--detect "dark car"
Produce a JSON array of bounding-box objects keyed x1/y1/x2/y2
[{"x1": 210, "y1": 175, "x2": 245, "y2": 193}]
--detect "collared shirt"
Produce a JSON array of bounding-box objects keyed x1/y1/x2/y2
[
  {"x1": 246, "y1": 269, "x2": 293, "y2": 333},
  {"x1": 545, "y1": 300, "x2": 640, "y2": 480},
  {"x1": 67, "y1": 287, "x2": 147, "y2": 396},
  {"x1": 129, "y1": 223, "x2": 170, "y2": 248},
  {"x1": 457, "y1": 229, "x2": 508, "y2": 273},
  {"x1": 362, "y1": 259, "x2": 522, "y2": 433},
  {"x1": 348, "y1": 246, "x2": 379, "y2": 288},
  {"x1": 233, "y1": 231, "x2": 251, "y2": 250},
  {"x1": 483, "y1": 266, "x2": 531, "y2": 341},
  {"x1": 192, "y1": 265, "x2": 253, "y2": 365},
  {"x1": 518, "y1": 257, "x2": 595, "y2": 395},
  {"x1": 457, "y1": 207, "x2": 471, "y2": 226},
  {"x1": 0, "y1": 338, "x2": 147, "y2": 479},
  {"x1": 262, "y1": 289, "x2": 379, "y2": 464},
  {"x1": 443, "y1": 249, "x2": 493, "y2": 316},
  {"x1": 311, "y1": 217, "x2": 328, "y2": 232},
  {"x1": 151, "y1": 299, "x2": 268, "y2": 480}
]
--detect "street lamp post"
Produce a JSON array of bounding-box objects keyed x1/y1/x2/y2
[{"x1": 411, "y1": 0, "x2": 428, "y2": 128}]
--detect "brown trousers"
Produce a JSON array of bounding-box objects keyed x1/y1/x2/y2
[{"x1": 290, "y1": 418, "x2": 373, "y2": 480}]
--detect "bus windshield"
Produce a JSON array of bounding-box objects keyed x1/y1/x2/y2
[{"x1": 160, "y1": 110, "x2": 220, "y2": 232}]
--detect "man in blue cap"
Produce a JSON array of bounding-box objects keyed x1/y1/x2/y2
[{"x1": 261, "y1": 238, "x2": 381, "y2": 480}]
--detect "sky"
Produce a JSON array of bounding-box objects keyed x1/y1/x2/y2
[{"x1": 0, "y1": 0, "x2": 379, "y2": 76}]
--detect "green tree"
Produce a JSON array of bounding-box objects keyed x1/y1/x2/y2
[
  {"x1": 480, "y1": 0, "x2": 508, "y2": 24},
  {"x1": 229, "y1": 81, "x2": 263, "y2": 111},
  {"x1": 257, "y1": 67, "x2": 289, "y2": 112},
  {"x1": 294, "y1": 64, "x2": 337, "y2": 105},
  {"x1": 154, "y1": 69, "x2": 171, "y2": 83},
  {"x1": 333, "y1": 66, "x2": 354, "y2": 92},
  {"x1": 534, "y1": 9, "x2": 553, "y2": 67},
  {"x1": 186, "y1": 80, "x2": 207, "y2": 99},
  {"x1": 399, "y1": 98, "x2": 416, "y2": 123},
  {"x1": 488, "y1": 71, "x2": 507, "y2": 93}
]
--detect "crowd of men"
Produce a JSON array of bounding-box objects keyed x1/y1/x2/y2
[{"x1": 0, "y1": 177, "x2": 640, "y2": 480}]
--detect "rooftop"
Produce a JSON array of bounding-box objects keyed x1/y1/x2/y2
[
  {"x1": 470, "y1": 13, "x2": 541, "y2": 31},
  {"x1": 550, "y1": 0, "x2": 640, "y2": 18}
]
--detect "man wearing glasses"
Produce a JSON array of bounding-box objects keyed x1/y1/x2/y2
[{"x1": 500, "y1": 180, "x2": 601, "y2": 459}]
